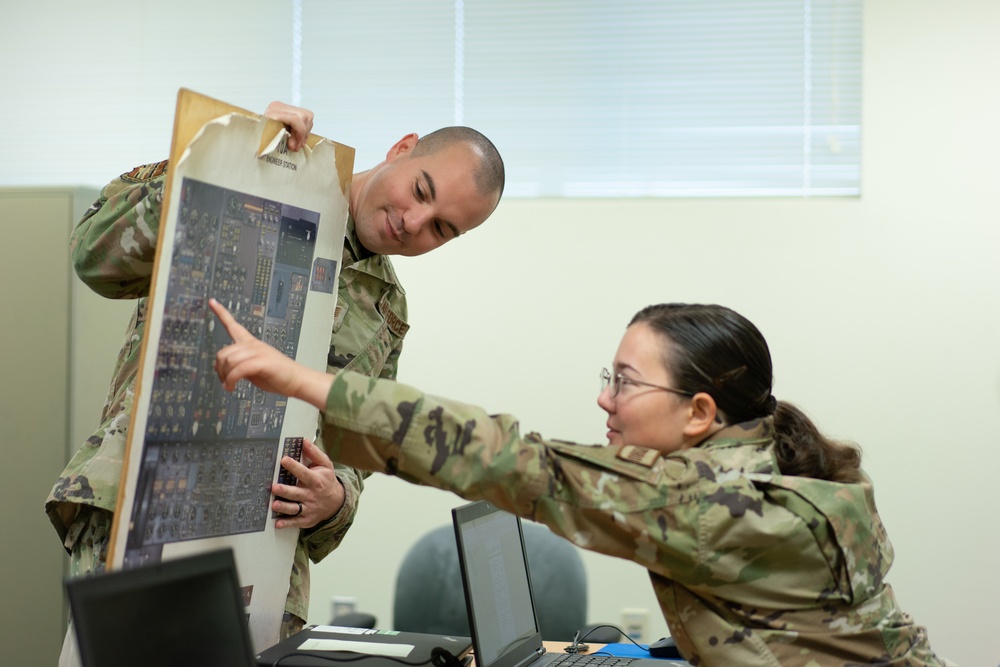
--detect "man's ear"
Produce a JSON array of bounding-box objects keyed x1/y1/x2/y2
[
  {"x1": 386, "y1": 133, "x2": 419, "y2": 161},
  {"x1": 683, "y1": 392, "x2": 719, "y2": 438}
]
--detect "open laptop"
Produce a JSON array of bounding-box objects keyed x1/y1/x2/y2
[
  {"x1": 65, "y1": 548, "x2": 257, "y2": 667},
  {"x1": 452, "y1": 501, "x2": 682, "y2": 667}
]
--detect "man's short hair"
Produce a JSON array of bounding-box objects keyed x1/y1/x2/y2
[{"x1": 412, "y1": 127, "x2": 505, "y2": 203}]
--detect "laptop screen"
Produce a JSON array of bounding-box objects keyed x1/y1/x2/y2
[
  {"x1": 452, "y1": 501, "x2": 543, "y2": 667},
  {"x1": 66, "y1": 548, "x2": 256, "y2": 667}
]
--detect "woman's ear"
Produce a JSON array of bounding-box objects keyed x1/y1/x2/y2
[{"x1": 683, "y1": 392, "x2": 719, "y2": 438}]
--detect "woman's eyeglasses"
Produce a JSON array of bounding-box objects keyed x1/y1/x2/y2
[{"x1": 600, "y1": 368, "x2": 695, "y2": 399}]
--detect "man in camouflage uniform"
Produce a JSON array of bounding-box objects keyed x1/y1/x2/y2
[
  {"x1": 47, "y1": 102, "x2": 504, "y2": 663},
  {"x1": 208, "y1": 299, "x2": 954, "y2": 667}
]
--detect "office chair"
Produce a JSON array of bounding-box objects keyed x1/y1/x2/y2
[{"x1": 390, "y1": 522, "x2": 619, "y2": 642}]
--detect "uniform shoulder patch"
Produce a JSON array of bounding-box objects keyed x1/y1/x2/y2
[
  {"x1": 121, "y1": 160, "x2": 169, "y2": 184},
  {"x1": 616, "y1": 445, "x2": 660, "y2": 468}
]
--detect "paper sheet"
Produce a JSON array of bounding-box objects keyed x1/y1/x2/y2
[
  {"x1": 296, "y1": 639, "x2": 416, "y2": 657},
  {"x1": 107, "y1": 90, "x2": 354, "y2": 651}
]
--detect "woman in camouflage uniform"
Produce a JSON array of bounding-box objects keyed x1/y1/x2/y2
[{"x1": 210, "y1": 300, "x2": 952, "y2": 666}]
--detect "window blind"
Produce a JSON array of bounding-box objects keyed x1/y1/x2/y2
[{"x1": 305, "y1": 0, "x2": 863, "y2": 197}]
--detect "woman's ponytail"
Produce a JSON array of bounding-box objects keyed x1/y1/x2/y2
[{"x1": 772, "y1": 401, "x2": 862, "y2": 483}]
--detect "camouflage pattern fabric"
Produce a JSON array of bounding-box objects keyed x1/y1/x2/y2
[
  {"x1": 64, "y1": 506, "x2": 113, "y2": 579},
  {"x1": 46, "y1": 161, "x2": 408, "y2": 632},
  {"x1": 319, "y1": 370, "x2": 954, "y2": 666}
]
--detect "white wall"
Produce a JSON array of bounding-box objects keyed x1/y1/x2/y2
[
  {"x1": 313, "y1": 4, "x2": 1000, "y2": 665},
  {"x1": 2, "y1": 1, "x2": 996, "y2": 666}
]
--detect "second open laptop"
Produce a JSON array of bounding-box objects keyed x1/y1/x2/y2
[
  {"x1": 65, "y1": 548, "x2": 257, "y2": 667},
  {"x1": 451, "y1": 500, "x2": 684, "y2": 667}
]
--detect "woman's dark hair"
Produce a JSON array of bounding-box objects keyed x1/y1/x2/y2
[{"x1": 629, "y1": 303, "x2": 862, "y2": 483}]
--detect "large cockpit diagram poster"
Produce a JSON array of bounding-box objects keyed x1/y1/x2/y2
[{"x1": 107, "y1": 90, "x2": 354, "y2": 650}]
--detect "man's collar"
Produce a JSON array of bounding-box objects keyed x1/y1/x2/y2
[
  {"x1": 343, "y1": 215, "x2": 374, "y2": 263},
  {"x1": 341, "y1": 215, "x2": 404, "y2": 290}
]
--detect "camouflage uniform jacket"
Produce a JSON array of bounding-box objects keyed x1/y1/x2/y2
[
  {"x1": 320, "y1": 371, "x2": 951, "y2": 667},
  {"x1": 45, "y1": 161, "x2": 409, "y2": 623}
]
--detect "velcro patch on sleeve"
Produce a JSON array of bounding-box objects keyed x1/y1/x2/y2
[
  {"x1": 616, "y1": 445, "x2": 660, "y2": 468},
  {"x1": 121, "y1": 160, "x2": 169, "y2": 183}
]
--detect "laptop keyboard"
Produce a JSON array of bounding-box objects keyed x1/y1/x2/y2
[{"x1": 550, "y1": 654, "x2": 638, "y2": 667}]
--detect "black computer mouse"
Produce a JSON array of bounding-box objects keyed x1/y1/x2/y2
[{"x1": 647, "y1": 636, "x2": 682, "y2": 659}]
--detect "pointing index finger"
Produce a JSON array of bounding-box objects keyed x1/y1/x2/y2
[{"x1": 208, "y1": 298, "x2": 251, "y2": 342}]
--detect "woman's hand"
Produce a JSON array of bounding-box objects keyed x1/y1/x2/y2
[{"x1": 210, "y1": 298, "x2": 332, "y2": 409}]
